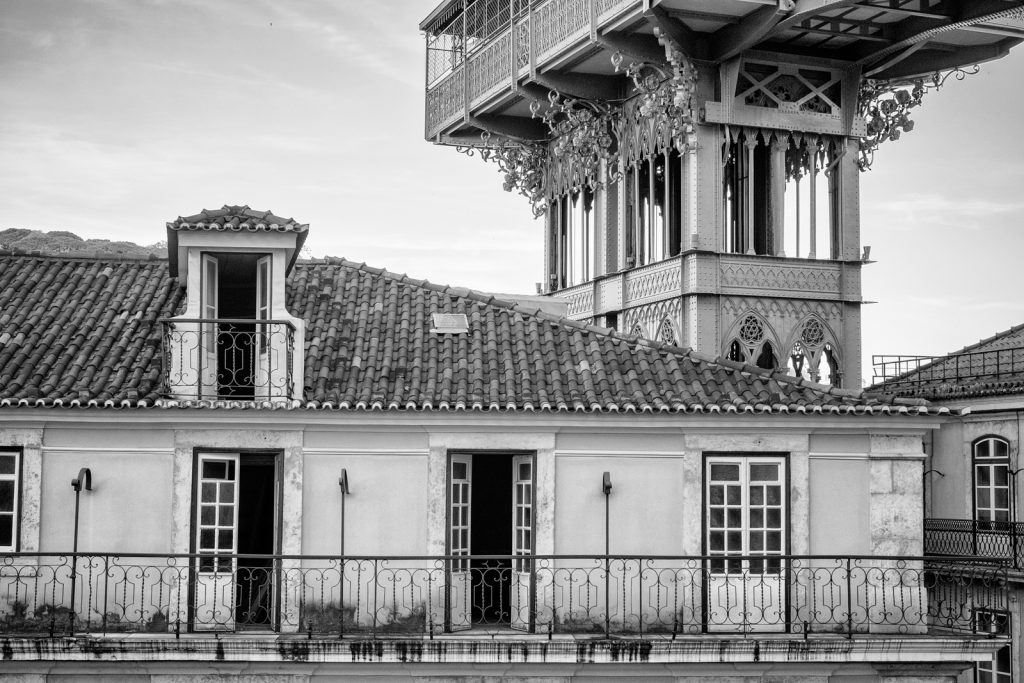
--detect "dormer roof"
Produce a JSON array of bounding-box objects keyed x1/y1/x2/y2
[{"x1": 166, "y1": 205, "x2": 309, "y2": 275}]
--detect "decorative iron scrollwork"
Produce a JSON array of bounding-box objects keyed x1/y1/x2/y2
[
  {"x1": 530, "y1": 90, "x2": 620, "y2": 193},
  {"x1": 457, "y1": 133, "x2": 549, "y2": 217},
  {"x1": 611, "y1": 29, "x2": 699, "y2": 153},
  {"x1": 857, "y1": 65, "x2": 979, "y2": 171}
]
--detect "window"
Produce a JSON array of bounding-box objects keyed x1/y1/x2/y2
[
  {"x1": 974, "y1": 437, "x2": 1011, "y2": 523},
  {"x1": 0, "y1": 450, "x2": 19, "y2": 551},
  {"x1": 706, "y1": 455, "x2": 786, "y2": 574},
  {"x1": 787, "y1": 318, "x2": 842, "y2": 387},
  {"x1": 975, "y1": 609, "x2": 1011, "y2": 683},
  {"x1": 625, "y1": 148, "x2": 683, "y2": 268}
]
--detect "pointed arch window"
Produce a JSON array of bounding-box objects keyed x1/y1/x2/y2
[
  {"x1": 630, "y1": 322, "x2": 645, "y2": 338},
  {"x1": 787, "y1": 318, "x2": 841, "y2": 387},
  {"x1": 725, "y1": 314, "x2": 777, "y2": 370}
]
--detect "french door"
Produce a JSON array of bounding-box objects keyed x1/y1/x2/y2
[
  {"x1": 705, "y1": 455, "x2": 787, "y2": 633},
  {"x1": 193, "y1": 452, "x2": 280, "y2": 631},
  {"x1": 200, "y1": 254, "x2": 219, "y2": 397},
  {"x1": 444, "y1": 453, "x2": 535, "y2": 632}
]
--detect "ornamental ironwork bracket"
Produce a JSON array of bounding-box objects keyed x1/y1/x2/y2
[
  {"x1": 611, "y1": 28, "x2": 700, "y2": 153},
  {"x1": 856, "y1": 65, "x2": 980, "y2": 171},
  {"x1": 456, "y1": 132, "x2": 549, "y2": 218}
]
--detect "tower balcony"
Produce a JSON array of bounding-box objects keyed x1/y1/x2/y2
[{"x1": 161, "y1": 318, "x2": 298, "y2": 402}]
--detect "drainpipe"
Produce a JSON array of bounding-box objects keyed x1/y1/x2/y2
[{"x1": 70, "y1": 468, "x2": 93, "y2": 635}]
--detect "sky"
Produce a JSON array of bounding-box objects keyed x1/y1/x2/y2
[{"x1": 1, "y1": 0, "x2": 1022, "y2": 387}]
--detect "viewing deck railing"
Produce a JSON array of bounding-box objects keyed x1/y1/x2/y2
[
  {"x1": 872, "y1": 347, "x2": 1024, "y2": 391},
  {"x1": 925, "y1": 518, "x2": 1024, "y2": 570},
  {"x1": 424, "y1": 0, "x2": 636, "y2": 138},
  {"x1": 0, "y1": 553, "x2": 1006, "y2": 638},
  {"x1": 161, "y1": 318, "x2": 296, "y2": 401}
]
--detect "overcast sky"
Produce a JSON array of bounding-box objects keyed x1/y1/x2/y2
[{"x1": 1, "y1": 0, "x2": 1022, "y2": 387}]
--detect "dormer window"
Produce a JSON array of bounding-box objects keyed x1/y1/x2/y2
[{"x1": 162, "y1": 206, "x2": 307, "y2": 402}]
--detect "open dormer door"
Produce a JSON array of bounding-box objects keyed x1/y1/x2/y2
[
  {"x1": 201, "y1": 254, "x2": 219, "y2": 397},
  {"x1": 254, "y1": 255, "x2": 272, "y2": 400}
]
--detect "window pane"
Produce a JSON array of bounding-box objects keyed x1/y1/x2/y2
[
  {"x1": 710, "y1": 486, "x2": 724, "y2": 505},
  {"x1": 202, "y1": 461, "x2": 227, "y2": 479},
  {"x1": 995, "y1": 489, "x2": 1009, "y2": 509},
  {"x1": 727, "y1": 487, "x2": 741, "y2": 504},
  {"x1": 709, "y1": 531, "x2": 724, "y2": 551},
  {"x1": 709, "y1": 509, "x2": 724, "y2": 527},
  {"x1": 0, "y1": 515, "x2": 12, "y2": 547},
  {"x1": 452, "y1": 462, "x2": 467, "y2": 479},
  {"x1": 749, "y1": 509, "x2": 763, "y2": 528},
  {"x1": 727, "y1": 531, "x2": 742, "y2": 550},
  {"x1": 978, "y1": 466, "x2": 991, "y2": 486},
  {"x1": 201, "y1": 482, "x2": 215, "y2": 501},
  {"x1": 518, "y1": 463, "x2": 531, "y2": 480},
  {"x1": 218, "y1": 505, "x2": 234, "y2": 526},
  {"x1": 200, "y1": 506, "x2": 215, "y2": 525},
  {"x1": 218, "y1": 529, "x2": 233, "y2": 550},
  {"x1": 199, "y1": 529, "x2": 214, "y2": 550},
  {"x1": 767, "y1": 509, "x2": 781, "y2": 528},
  {"x1": 0, "y1": 455, "x2": 16, "y2": 475},
  {"x1": 976, "y1": 440, "x2": 990, "y2": 459},
  {"x1": 766, "y1": 486, "x2": 781, "y2": 505},
  {"x1": 993, "y1": 440, "x2": 1009, "y2": 458},
  {"x1": 978, "y1": 489, "x2": 991, "y2": 508},
  {"x1": 711, "y1": 464, "x2": 740, "y2": 481},
  {"x1": 220, "y1": 482, "x2": 234, "y2": 501},
  {"x1": 749, "y1": 487, "x2": 764, "y2": 505},
  {"x1": 0, "y1": 481, "x2": 13, "y2": 513},
  {"x1": 995, "y1": 466, "x2": 1009, "y2": 487},
  {"x1": 750, "y1": 464, "x2": 778, "y2": 481},
  {"x1": 749, "y1": 533, "x2": 763, "y2": 551},
  {"x1": 728, "y1": 509, "x2": 742, "y2": 528}
]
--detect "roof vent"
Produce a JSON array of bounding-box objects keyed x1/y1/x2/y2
[{"x1": 431, "y1": 313, "x2": 469, "y2": 334}]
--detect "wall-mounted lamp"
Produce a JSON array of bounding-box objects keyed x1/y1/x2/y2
[
  {"x1": 601, "y1": 471, "x2": 612, "y2": 638},
  {"x1": 69, "y1": 467, "x2": 93, "y2": 635},
  {"x1": 339, "y1": 468, "x2": 351, "y2": 557}
]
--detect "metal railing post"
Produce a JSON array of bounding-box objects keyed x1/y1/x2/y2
[
  {"x1": 845, "y1": 557, "x2": 853, "y2": 638},
  {"x1": 69, "y1": 468, "x2": 93, "y2": 636}
]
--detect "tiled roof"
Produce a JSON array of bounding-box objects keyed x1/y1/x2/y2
[
  {"x1": 167, "y1": 205, "x2": 308, "y2": 234},
  {"x1": 0, "y1": 252, "x2": 942, "y2": 415},
  {"x1": 869, "y1": 323, "x2": 1024, "y2": 401}
]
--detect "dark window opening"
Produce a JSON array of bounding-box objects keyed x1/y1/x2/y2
[{"x1": 470, "y1": 454, "x2": 514, "y2": 624}]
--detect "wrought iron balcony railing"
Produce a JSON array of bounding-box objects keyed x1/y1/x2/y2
[
  {"x1": 925, "y1": 518, "x2": 1024, "y2": 569},
  {"x1": 0, "y1": 553, "x2": 1006, "y2": 638},
  {"x1": 872, "y1": 347, "x2": 1024, "y2": 391},
  {"x1": 161, "y1": 318, "x2": 296, "y2": 401}
]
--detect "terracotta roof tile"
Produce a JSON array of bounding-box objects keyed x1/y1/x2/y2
[{"x1": 0, "y1": 253, "x2": 942, "y2": 415}]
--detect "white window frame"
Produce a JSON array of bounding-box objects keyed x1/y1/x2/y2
[
  {"x1": 0, "y1": 450, "x2": 20, "y2": 552},
  {"x1": 974, "y1": 437, "x2": 1012, "y2": 523},
  {"x1": 196, "y1": 453, "x2": 240, "y2": 573},
  {"x1": 705, "y1": 455, "x2": 787, "y2": 574}
]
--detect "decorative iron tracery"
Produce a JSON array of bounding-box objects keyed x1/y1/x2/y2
[
  {"x1": 726, "y1": 313, "x2": 778, "y2": 370},
  {"x1": 787, "y1": 317, "x2": 840, "y2": 386},
  {"x1": 531, "y1": 90, "x2": 620, "y2": 194},
  {"x1": 857, "y1": 65, "x2": 980, "y2": 171},
  {"x1": 612, "y1": 30, "x2": 699, "y2": 155},
  {"x1": 657, "y1": 318, "x2": 676, "y2": 346}
]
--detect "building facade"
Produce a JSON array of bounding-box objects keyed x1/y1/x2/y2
[
  {"x1": 873, "y1": 325, "x2": 1024, "y2": 683},
  {"x1": 0, "y1": 206, "x2": 1010, "y2": 680}
]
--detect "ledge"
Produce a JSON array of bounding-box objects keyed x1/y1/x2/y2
[{"x1": 0, "y1": 633, "x2": 1006, "y2": 665}]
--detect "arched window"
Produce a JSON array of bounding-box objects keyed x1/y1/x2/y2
[
  {"x1": 786, "y1": 318, "x2": 841, "y2": 387},
  {"x1": 724, "y1": 314, "x2": 777, "y2": 370},
  {"x1": 630, "y1": 322, "x2": 645, "y2": 338},
  {"x1": 657, "y1": 319, "x2": 676, "y2": 345},
  {"x1": 974, "y1": 437, "x2": 1011, "y2": 523}
]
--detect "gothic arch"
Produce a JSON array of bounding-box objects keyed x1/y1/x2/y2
[
  {"x1": 722, "y1": 311, "x2": 781, "y2": 370},
  {"x1": 785, "y1": 315, "x2": 842, "y2": 386}
]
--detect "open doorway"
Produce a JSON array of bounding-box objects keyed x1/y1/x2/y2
[
  {"x1": 193, "y1": 451, "x2": 281, "y2": 631},
  {"x1": 448, "y1": 452, "x2": 535, "y2": 631}
]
